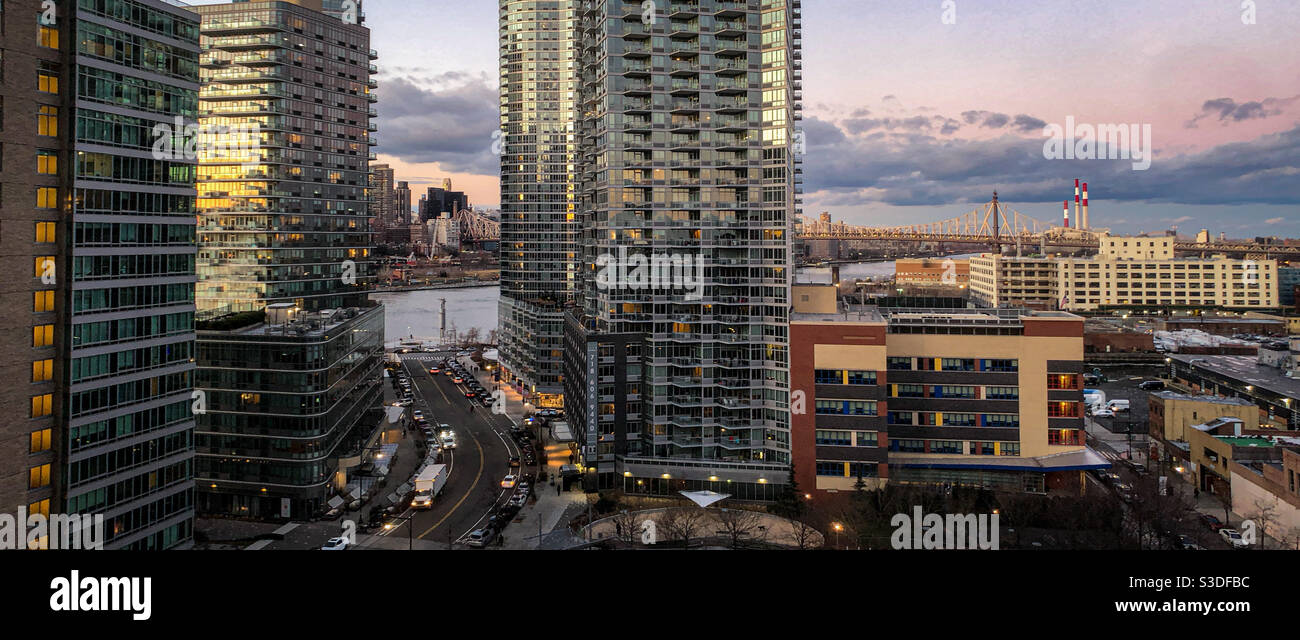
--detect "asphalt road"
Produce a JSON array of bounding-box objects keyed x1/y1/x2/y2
[{"x1": 375, "y1": 353, "x2": 529, "y2": 547}]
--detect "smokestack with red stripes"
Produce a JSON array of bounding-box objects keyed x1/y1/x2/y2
[
  {"x1": 1063, "y1": 200, "x2": 1070, "y2": 228},
  {"x1": 1082, "y1": 182, "x2": 1089, "y2": 229},
  {"x1": 1074, "y1": 179, "x2": 1081, "y2": 230}
]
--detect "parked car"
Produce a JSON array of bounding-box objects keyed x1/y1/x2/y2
[
  {"x1": 466, "y1": 528, "x2": 497, "y2": 548},
  {"x1": 1177, "y1": 535, "x2": 1204, "y2": 550},
  {"x1": 1200, "y1": 514, "x2": 1226, "y2": 531},
  {"x1": 1138, "y1": 380, "x2": 1165, "y2": 391},
  {"x1": 1092, "y1": 408, "x2": 1115, "y2": 419},
  {"x1": 1219, "y1": 528, "x2": 1249, "y2": 548},
  {"x1": 1107, "y1": 399, "x2": 1131, "y2": 412},
  {"x1": 321, "y1": 537, "x2": 350, "y2": 551}
]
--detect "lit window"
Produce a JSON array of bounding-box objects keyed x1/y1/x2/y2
[
  {"x1": 34, "y1": 291, "x2": 54, "y2": 312},
  {"x1": 32, "y1": 359, "x2": 53, "y2": 382},
  {"x1": 30, "y1": 428, "x2": 53, "y2": 453},
  {"x1": 31, "y1": 393, "x2": 53, "y2": 418},
  {"x1": 29, "y1": 464, "x2": 51, "y2": 489}
]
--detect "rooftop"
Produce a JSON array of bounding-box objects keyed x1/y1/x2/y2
[
  {"x1": 792, "y1": 305, "x2": 1078, "y2": 325},
  {"x1": 1169, "y1": 353, "x2": 1300, "y2": 399},
  {"x1": 1151, "y1": 391, "x2": 1256, "y2": 407}
]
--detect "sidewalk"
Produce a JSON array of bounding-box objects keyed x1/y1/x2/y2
[{"x1": 500, "y1": 483, "x2": 586, "y2": 549}]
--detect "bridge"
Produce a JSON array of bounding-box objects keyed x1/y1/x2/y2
[
  {"x1": 453, "y1": 209, "x2": 500, "y2": 245},
  {"x1": 464, "y1": 194, "x2": 1299, "y2": 259},
  {"x1": 796, "y1": 193, "x2": 1300, "y2": 259}
]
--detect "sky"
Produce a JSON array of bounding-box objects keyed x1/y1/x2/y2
[{"x1": 195, "y1": 0, "x2": 1300, "y2": 237}]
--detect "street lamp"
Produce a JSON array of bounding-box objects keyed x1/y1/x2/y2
[
  {"x1": 832, "y1": 522, "x2": 844, "y2": 549},
  {"x1": 384, "y1": 513, "x2": 414, "y2": 550}
]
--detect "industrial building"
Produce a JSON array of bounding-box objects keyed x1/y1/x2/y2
[{"x1": 970, "y1": 234, "x2": 1279, "y2": 312}]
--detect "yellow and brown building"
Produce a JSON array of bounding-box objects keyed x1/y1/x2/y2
[{"x1": 791, "y1": 291, "x2": 1107, "y2": 496}]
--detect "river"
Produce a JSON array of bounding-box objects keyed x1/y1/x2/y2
[{"x1": 374, "y1": 255, "x2": 978, "y2": 342}]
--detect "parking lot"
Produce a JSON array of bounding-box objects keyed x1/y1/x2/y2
[{"x1": 1086, "y1": 364, "x2": 1165, "y2": 434}]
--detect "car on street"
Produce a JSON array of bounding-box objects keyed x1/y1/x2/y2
[
  {"x1": 1100, "y1": 471, "x2": 1120, "y2": 484},
  {"x1": 1092, "y1": 408, "x2": 1115, "y2": 418},
  {"x1": 412, "y1": 410, "x2": 424, "y2": 420},
  {"x1": 452, "y1": 377, "x2": 464, "y2": 384},
  {"x1": 1219, "y1": 528, "x2": 1248, "y2": 548},
  {"x1": 509, "y1": 493, "x2": 527, "y2": 508},
  {"x1": 509, "y1": 456, "x2": 520, "y2": 467},
  {"x1": 501, "y1": 475, "x2": 517, "y2": 488},
  {"x1": 1201, "y1": 514, "x2": 1226, "y2": 531},
  {"x1": 321, "y1": 537, "x2": 350, "y2": 551},
  {"x1": 429, "y1": 367, "x2": 440, "y2": 374},
  {"x1": 1177, "y1": 535, "x2": 1204, "y2": 550},
  {"x1": 516, "y1": 481, "x2": 530, "y2": 495},
  {"x1": 393, "y1": 399, "x2": 412, "y2": 407},
  {"x1": 466, "y1": 528, "x2": 497, "y2": 548},
  {"x1": 1138, "y1": 380, "x2": 1165, "y2": 391},
  {"x1": 464, "y1": 389, "x2": 477, "y2": 398}
]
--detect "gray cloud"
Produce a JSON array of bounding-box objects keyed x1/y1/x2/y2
[
  {"x1": 1185, "y1": 95, "x2": 1300, "y2": 128},
  {"x1": 376, "y1": 73, "x2": 500, "y2": 174}
]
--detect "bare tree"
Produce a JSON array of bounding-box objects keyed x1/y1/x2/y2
[
  {"x1": 716, "y1": 508, "x2": 762, "y2": 549},
  {"x1": 1247, "y1": 497, "x2": 1280, "y2": 550},
  {"x1": 464, "y1": 327, "x2": 482, "y2": 346},
  {"x1": 608, "y1": 509, "x2": 641, "y2": 545},
  {"x1": 787, "y1": 518, "x2": 822, "y2": 550},
  {"x1": 660, "y1": 506, "x2": 708, "y2": 548}
]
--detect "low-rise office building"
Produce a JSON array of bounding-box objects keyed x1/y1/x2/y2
[
  {"x1": 1149, "y1": 391, "x2": 1258, "y2": 443},
  {"x1": 791, "y1": 300, "x2": 1108, "y2": 496}
]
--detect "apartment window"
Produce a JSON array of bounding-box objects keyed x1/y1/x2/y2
[
  {"x1": 847, "y1": 401, "x2": 877, "y2": 416},
  {"x1": 814, "y1": 369, "x2": 842, "y2": 385},
  {"x1": 986, "y1": 386, "x2": 1019, "y2": 400},
  {"x1": 37, "y1": 149, "x2": 57, "y2": 174},
  {"x1": 29, "y1": 464, "x2": 51, "y2": 489},
  {"x1": 815, "y1": 462, "x2": 845, "y2": 477},
  {"x1": 31, "y1": 393, "x2": 53, "y2": 417},
  {"x1": 943, "y1": 413, "x2": 978, "y2": 427},
  {"x1": 890, "y1": 439, "x2": 925, "y2": 453},
  {"x1": 1049, "y1": 429, "x2": 1084, "y2": 446},
  {"x1": 887, "y1": 357, "x2": 912, "y2": 370},
  {"x1": 38, "y1": 105, "x2": 58, "y2": 136},
  {"x1": 848, "y1": 462, "x2": 879, "y2": 479},
  {"x1": 931, "y1": 440, "x2": 964, "y2": 454},
  {"x1": 999, "y1": 442, "x2": 1021, "y2": 456},
  {"x1": 815, "y1": 430, "x2": 852, "y2": 446},
  {"x1": 933, "y1": 385, "x2": 977, "y2": 399},
  {"x1": 33, "y1": 290, "x2": 54, "y2": 312},
  {"x1": 32, "y1": 358, "x2": 53, "y2": 382},
  {"x1": 36, "y1": 222, "x2": 56, "y2": 242},
  {"x1": 854, "y1": 431, "x2": 879, "y2": 447},
  {"x1": 37, "y1": 66, "x2": 58, "y2": 93},
  {"x1": 1048, "y1": 402, "x2": 1080, "y2": 418},
  {"x1": 33, "y1": 324, "x2": 54, "y2": 347},
  {"x1": 985, "y1": 414, "x2": 1020, "y2": 428},
  {"x1": 982, "y1": 359, "x2": 1018, "y2": 372},
  {"x1": 37, "y1": 187, "x2": 57, "y2": 208},
  {"x1": 846, "y1": 370, "x2": 876, "y2": 385},
  {"x1": 30, "y1": 428, "x2": 52, "y2": 453},
  {"x1": 977, "y1": 441, "x2": 997, "y2": 456},
  {"x1": 888, "y1": 411, "x2": 914, "y2": 425},
  {"x1": 1048, "y1": 374, "x2": 1080, "y2": 390},
  {"x1": 28, "y1": 500, "x2": 51, "y2": 518},
  {"x1": 39, "y1": 23, "x2": 59, "y2": 49},
  {"x1": 941, "y1": 358, "x2": 976, "y2": 371},
  {"x1": 894, "y1": 383, "x2": 924, "y2": 398},
  {"x1": 34, "y1": 255, "x2": 54, "y2": 278}
]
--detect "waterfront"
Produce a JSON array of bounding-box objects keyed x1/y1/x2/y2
[
  {"x1": 372, "y1": 256, "x2": 966, "y2": 343},
  {"x1": 373, "y1": 286, "x2": 500, "y2": 343}
]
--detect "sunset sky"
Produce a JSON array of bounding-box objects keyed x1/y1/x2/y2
[{"x1": 197, "y1": 0, "x2": 1300, "y2": 236}]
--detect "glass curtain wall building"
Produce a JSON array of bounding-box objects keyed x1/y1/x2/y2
[
  {"x1": 564, "y1": 0, "x2": 803, "y2": 498},
  {"x1": 193, "y1": 0, "x2": 383, "y2": 519},
  {"x1": 498, "y1": 0, "x2": 579, "y2": 409},
  {"x1": 67, "y1": 0, "x2": 201, "y2": 549}
]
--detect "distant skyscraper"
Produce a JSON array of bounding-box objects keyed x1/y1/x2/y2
[
  {"x1": 420, "y1": 180, "x2": 469, "y2": 223},
  {"x1": 497, "y1": 0, "x2": 579, "y2": 407},
  {"x1": 395, "y1": 181, "x2": 412, "y2": 224},
  {"x1": 372, "y1": 163, "x2": 396, "y2": 223},
  {"x1": 563, "y1": 0, "x2": 803, "y2": 495},
  {"x1": 0, "y1": 0, "x2": 202, "y2": 549},
  {"x1": 193, "y1": 0, "x2": 384, "y2": 519}
]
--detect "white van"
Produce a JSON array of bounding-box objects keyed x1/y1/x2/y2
[{"x1": 1107, "y1": 399, "x2": 1130, "y2": 412}]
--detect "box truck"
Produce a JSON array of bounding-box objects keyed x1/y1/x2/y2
[{"x1": 411, "y1": 464, "x2": 449, "y2": 510}]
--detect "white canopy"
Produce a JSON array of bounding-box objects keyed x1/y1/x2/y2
[{"x1": 679, "y1": 490, "x2": 730, "y2": 508}]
